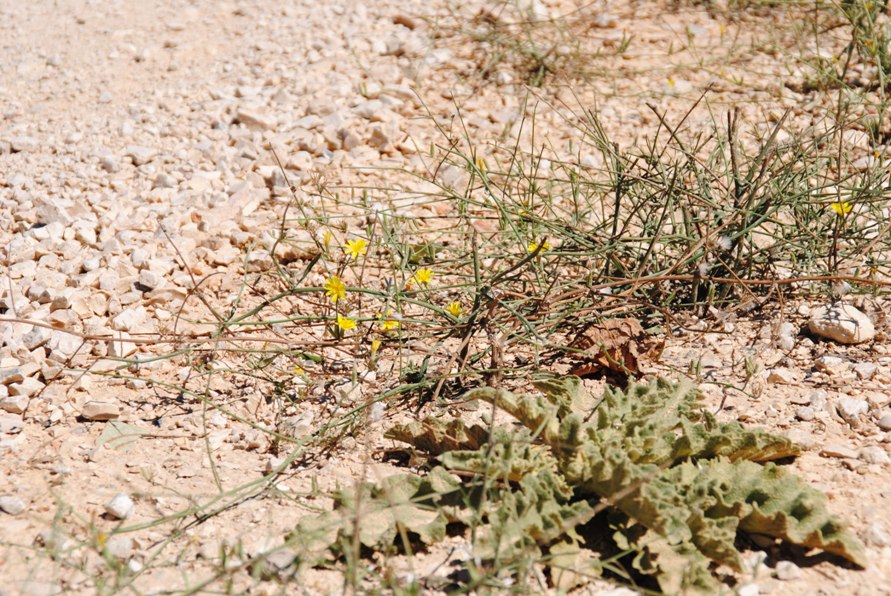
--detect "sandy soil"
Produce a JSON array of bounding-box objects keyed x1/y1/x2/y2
[{"x1": 1, "y1": 0, "x2": 890, "y2": 594}]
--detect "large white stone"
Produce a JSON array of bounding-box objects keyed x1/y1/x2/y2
[{"x1": 808, "y1": 304, "x2": 875, "y2": 344}]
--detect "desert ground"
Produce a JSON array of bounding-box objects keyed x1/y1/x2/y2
[{"x1": 2, "y1": 0, "x2": 891, "y2": 594}]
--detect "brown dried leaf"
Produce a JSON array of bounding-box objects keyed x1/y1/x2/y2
[{"x1": 567, "y1": 318, "x2": 663, "y2": 377}]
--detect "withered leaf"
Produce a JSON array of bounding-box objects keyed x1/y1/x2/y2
[{"x1": 567, "y1": 317, "x2": 663, "y2": 377}]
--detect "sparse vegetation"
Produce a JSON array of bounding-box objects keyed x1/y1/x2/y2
[{"x1": 5, "y1": 0, "x2": 891, "y2": 594}]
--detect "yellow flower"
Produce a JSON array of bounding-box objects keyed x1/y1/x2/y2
[
  {"x1": 293, "y1": 364, "x2": 305, "y2": 375},
  {"x1": 336, "y1": 314, "x2": 356, "y2": 331},
  {"x1": 371, "y1": 339, "x2": 381, "y2": 354},
  {"x1": 527, "y1": 240, "x2": 550, "y2": 253},
  {"x1": 320, "y1": 230, "x2": 333, "y2": 246},
  {"x1": 475, "y1": 155, "x2": 487, "y2": 173},
  {"x1": 831, "y1": 201, "x2": 853, "y2": 216},
  {"x1": 343, "y1": 238, "x2": 368, "y2": 259},
  {"x1": 446, "y1": 301, "x2": 463, "y2": 317},
  {"x1": 379, "y1": 309, "x2": 399, "y2": 331},
  {"x1": 324, "y1": 275, "x2": 347, "y2": 303},
  {"x1": 414, "y1": 268, "x2": 434, "y2": 286}
]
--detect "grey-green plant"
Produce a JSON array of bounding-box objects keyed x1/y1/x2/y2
[{"x1": 294, "y1": 377, "x2": 865, "y2": 593}]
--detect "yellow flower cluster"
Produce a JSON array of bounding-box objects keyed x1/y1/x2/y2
[
  {"x1": 527, "y1": 240, "x2": 550, "y2": 253},
  {"x1": 831, "y1": 201, "x2": 852, "y2": 216},
  {"x1": 343, "y1": 237, "x2": 367, "y2": 259},
  {"x1": 324, "y1": 275, "x2": 346, "y2": 303}
]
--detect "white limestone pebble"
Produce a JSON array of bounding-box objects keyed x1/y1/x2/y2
[
  {"x1": 0, "y1": 395, "x2": 29, "y2": 414},
  {"x1": 236, "y1": 108, "x2": 276, "y2": 130},
  {"x1": 9, "y1": 377, "x2": 45, "y2": 398},
  {"x1": 0, "y1": 414, "x2": 23, "y2": 434},
  {"x1": 795, "y1": 406, "x2": 815, "y2": 421},
  {"x1": 105, "y1": 493, "x2": 135, "y2": 520},
  {"x1": 137, "y1": 269, "x2": 162, "y2": 290},
  {"x1": 125, "y1": 145, "x2": 157, "y2": 166},
  {"x1": 864, "y1": 522, "x2": 890, "y2": 546},
  {"x1": 10, "y1": 136, "x2": 39, "y2": 152},
  {"x1": 860, "y1": 445, "x2": 890, "y2": 465},
  {"x1": 105, "y1": 535, "x2": 134, "y2": 559},
  {"x1": 877, "y1": 413, "x2": 891, "y2": 431},
  {"x1": 808, "y1": 304, "x2": 875, "y2": 344},
  {"x1": 108, "y1": 331, "x2": 138, "y2": 358},
  {"x1": 836, "y1": 397, "x2": 869, "y2": 422},
  {"x1": 22, "y1": 326, "x2": 51, "y2": 350},
  {"x1": 814, "y1": 355, "x2": 848, "y2": 375},
  {"x1": 81, "y1": 400, "x2": 121, "y2": 421},
  {"x1": 853, "y1": 362, "x2": 878, "y2": 380},
  {"x1": 775, "y1": 561, "x2": 802, "y2": 581},
  {"x1": 0, "y1": 495, "x2": 26, "y2": 515},
  {"x1": 821, "y1": 444, "x2": 859, "y2": 459},
  {"x1": 767, "y1": 367, "x2": 798, "y2": 384}
]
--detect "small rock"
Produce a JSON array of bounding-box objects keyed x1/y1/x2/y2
[
  {"x1": 843, "y1": 457, "x2": 863, "y2": 471},
  {"x1": 153, "y1": 172, "x2": 177, "y2": 189},
  {"x1": 809, "y1": 389, "x2": 829, "y2": 409},
  {"x1": 340, "y1": 128, "x2": 362, "y2": 150},
  {"x1": 821, "y1": 444, "x2": 859, "y2": 459},
  {"x1": 9, "y1": 377, "x2": 45, "y2": 398},
  {"x1": 853, "y1": 362, "x2": 878, "y2": 380},
  {"x1": 737, "y1": 583, "x2": 759, "y2": 596},
  {"x1": 836, "y1": 397, "x2": 869, "y2": 422},
  {"x1": 22, "y1": 326, "x2": 51, "y2": 350},
  {"x1": 0, "y1": 367, "x2": 24, "y2": 385},
  {"x1": 81, "y1": 401, "x2": 120, "y2": 421},
  {"x1": 796, "y1": 406, "x2": 815, "y2": 421},
  {"x1": 393, "y1": 14, "x2": 422, "y2": 30},
  {"x1": 0, "y1": 395, "x2": 29, "y2": 414},
  {"x1": 99, "y1": 155, "x2": 119, "y2": 173},
  {"x1": 0, "y1": 413, "x2": 23, "y2": 434},
  {"x1": 137, "y1": 269, "x2": 161, "y2": 290},
  {"x1": 105, "y1": 535, "x2": 133, "y2": 559},
  {"x1": 775, "y1": 560, "x2": 802, "y2": 581},
  {"x1": 864, "y1": 522, "x2": 889, "y2": 546},
  {"x1": 767, "y1": 367, "x2": 798, "y2": 384},
  {"x1": 877, "y1": 413, "x2": 891, "y2": 431},
  {"x1": 860, "y1": 445, "x2": 890, "y2": 464},
  {"x1": 814, "y1": 355, "x2": 848, "y2": 375},
  {"x1": 10, "y1": 136, "x2": 39, "y2": 152},
  {"x1": 111, "y1": 307, "x2": 148, "y2": 332},
  {"x1": 278, "y1": 412, "x2": 313, "y2": 439},
  {"x1": 808, "y1": 304, "x2": 875, "y2": 344},
  {"x1": 105, "y1": 493, "x2": 135, "y2": 520},
  {"x1": 368, "y1": 125, "x2": 391, "y2": 150},
  {"x1": 236, "y1": 108, "x2": 276, "y2": 130},
  {"x1": 125, "y1": 145, "x2": 157, "y2": 166},
  {"x1": 0, "y1": 495, "x2": 26, "y2": 515},
  {"x1": 107, "y1": 331, "x2": 138, "y2": 358}
]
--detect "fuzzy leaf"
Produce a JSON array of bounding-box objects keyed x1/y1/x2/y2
[
  {"x1": 299, "y1": 376, "x2": 865, "y2": 593},
  {"x1": 386, "y1": 417, "x2": 488, "y2": 455},
  {"x1": 548, "y1": 541, "x2": 602, "y2": 591},
  {"x1": 463, "y1": 386, "x2": 564, "y2": 443},
  {"x1": 700, "y1": 459, "x2": 867, "y2": 568}
]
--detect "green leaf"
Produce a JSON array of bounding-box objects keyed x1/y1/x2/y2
[
  {"x1": 96, "y1": 421, "x2": 148, "y2": 451},
  {"x1": 296, "y1": 376, "x2": 866, "y2": 592},
  {"x1": 548, "y1": 541, "x2": 602, "y2": 592}
]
